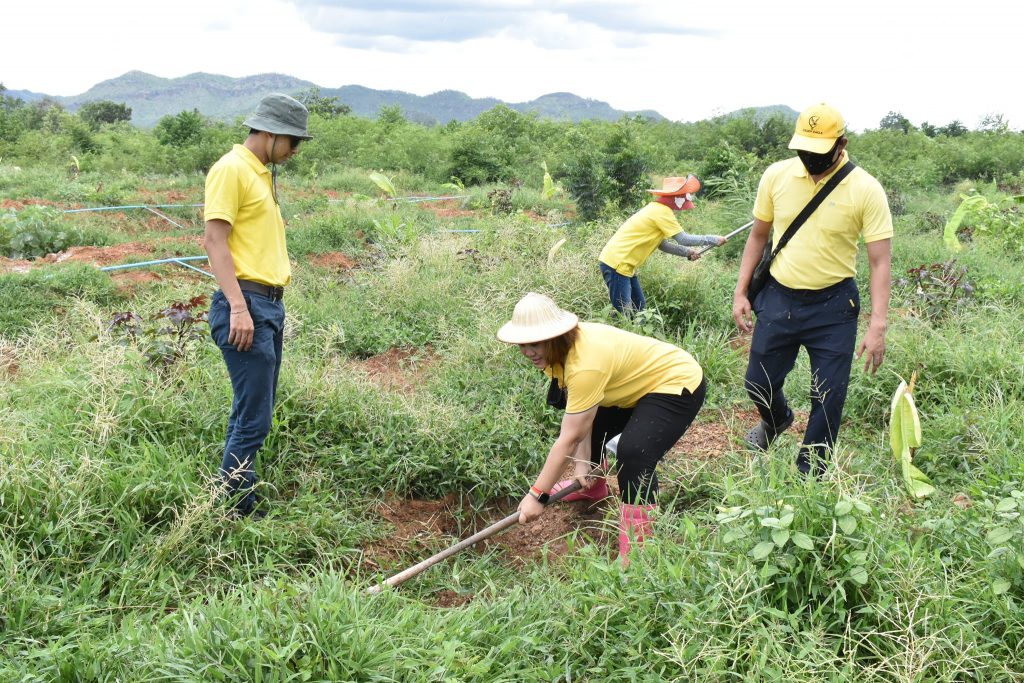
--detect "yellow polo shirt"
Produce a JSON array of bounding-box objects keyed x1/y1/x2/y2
[
  {"x1": 204, "y1": 144, "x2": 291, "y2": 287},
  {"x1": 753, "y1": 152, "x2": 892, "y2": 290},
  {"x1": 545, "y1": 322, "x2": 703, "y2": 414},
  {"x1": 599, "y1": 202, "x2": 681, "y2": 277}
]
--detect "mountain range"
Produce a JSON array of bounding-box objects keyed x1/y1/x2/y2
[{"x1": 5, "y1": 71, "x2": 674, "y2": 128}]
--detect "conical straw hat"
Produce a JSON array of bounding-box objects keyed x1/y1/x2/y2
[{"x1": 497, "y1": 292, "x2": 579, "y2": 344}]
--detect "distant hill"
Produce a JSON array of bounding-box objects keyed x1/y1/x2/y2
[{"x1": 6, "y1": 71, "x2": 666, "y2": 127}]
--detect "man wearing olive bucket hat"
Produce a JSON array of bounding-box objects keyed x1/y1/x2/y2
[
  {"x1": 598, "y1": 175, "x2": 726, "y2": 316},
  {"x1": 498, "y1": 292, "x2": 707, "y2": 564},
  {"x1": 204, "y1": 93, "x2": 312, "y2": 518}
]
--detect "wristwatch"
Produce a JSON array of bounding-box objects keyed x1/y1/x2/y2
[{"x1": 529, "y1": 485, "x2": 550, "y2": 504}]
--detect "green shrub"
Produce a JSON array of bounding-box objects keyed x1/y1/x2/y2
[{"x1": 0, "y1": 206, "x2": 87, "y2": 258}]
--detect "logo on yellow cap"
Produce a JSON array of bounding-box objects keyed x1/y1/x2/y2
[{"x1": 808, "y1": 115, "x2": 820, "y2": 131}]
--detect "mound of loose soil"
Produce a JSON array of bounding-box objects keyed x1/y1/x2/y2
[
  {"x1": 42, "y1": 243, "x2": 156, "y2": 266},
  {"x1": 0, "y1": 257, "x2": 33, "y2": 274},
  {"x1": 308, "y1": 251, "x2": 358, "y2": 271}
]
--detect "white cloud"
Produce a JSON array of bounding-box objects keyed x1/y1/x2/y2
[{"x1": 1, "y1": 0, "x2": 1021, "y2": 129}]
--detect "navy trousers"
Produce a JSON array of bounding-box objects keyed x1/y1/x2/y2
[
  {"x1": 208, "y1": 289, "x2": 285, "y2": 514},
  {"x1": 600, "y1": 262, "x2": 646, "y2": 315},
  {"x1": 745, "y1": 277, "x2": 859, "y2": 475}
]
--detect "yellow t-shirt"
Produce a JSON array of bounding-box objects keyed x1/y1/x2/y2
[
  {"x1": 204, "y1": 144, "x2": 291, "y2": 287},
  {"x1": 545, "y1": 322, "x2": 703, "y2": 414},
  {"x1": 753, "y1": 152, "x2": 893, "y2": 290},
  {"x1": 598, "y1": 202, "x2": 681, "y2": 277}
]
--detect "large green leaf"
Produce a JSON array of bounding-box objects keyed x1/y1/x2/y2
[
  {"x1": 791, "y1": 532, "x2": 814, "y2": 550},
  {"x1": 750, "y1": 541, "x2": 775, "y2": 560}
]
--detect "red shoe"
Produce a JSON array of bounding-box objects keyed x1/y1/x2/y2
[
  {"x1": 618, "y1": 503, "x2": 655, "y2": 566},
  {"x1": 551, "y1": 476, "x2": 609, "y2": 502}
]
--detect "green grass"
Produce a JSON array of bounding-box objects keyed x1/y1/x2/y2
[{"x1": 1, "y1": 167, "x2": 1023, "y2": 681}]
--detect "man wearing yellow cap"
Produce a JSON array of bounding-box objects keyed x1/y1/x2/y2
[
  {"x1": 732, "y1": 103, "x2": 892, "y2": 476},
  {"x1": 598, "y1": 175, "x2": 725, "y2": 315}
]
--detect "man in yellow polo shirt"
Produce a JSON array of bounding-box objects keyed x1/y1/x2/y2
[
  {"x1": 204, "y1": 93, "x2": 311, "y2": 518},
  {"x1": 732, "y1": 103, "x2": 892, "y2": 476},
  {"x1": 599, "y1": 175, "x2": 725, "y2": 315}
]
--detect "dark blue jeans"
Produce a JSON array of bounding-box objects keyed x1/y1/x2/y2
[
  {"x1": 208, "y1": 289, "x2": 285, "y2": 513},
  {"x1": 600, "y1": 262, "x2": 646, "y2": 315},
  {"x1": 745, "y1": 277, "x2": 859, "y2": 475}
]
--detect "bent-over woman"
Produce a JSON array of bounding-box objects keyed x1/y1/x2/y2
[{"x1": 497, "y1": 292, "x2": 707, "y2": 563}]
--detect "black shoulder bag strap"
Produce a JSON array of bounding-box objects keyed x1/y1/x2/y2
[{"x1": 769, "y1": 160, "x2": 857, "y2": 260}]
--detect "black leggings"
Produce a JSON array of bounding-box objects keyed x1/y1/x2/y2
[{"x1": 585, "y1": 378, "x2": 707, "y2": 505}]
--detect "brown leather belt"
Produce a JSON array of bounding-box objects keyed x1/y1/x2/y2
[{"x1": 238, "y1": 279, "x2": 285, "y2": 301}]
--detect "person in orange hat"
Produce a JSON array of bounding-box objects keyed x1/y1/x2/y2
[
  {"x1": 497, "y1": 292, "x2": 707, "y2": 565},
  {"x1": 732, "y1": 102, "x2": 892, "y2": 476},
  {"x1": 598, "y1": 174, "x2": 725, "y2": 315}
]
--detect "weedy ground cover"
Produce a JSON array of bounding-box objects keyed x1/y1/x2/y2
[{"x1": 1, "y1": 162, "x2": 1023, "y2": 681}]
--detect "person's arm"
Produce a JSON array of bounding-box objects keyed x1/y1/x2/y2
[
  {"x1": 732, "y1": 218, "x2": 773, "y2": 333},
  {"x1": 855, "y1": 238, "x2": 891, "y2": 374},
  {"x1": 204, "y1": 218, "x2": 254, "y2": 352},
  {"x1": 518, "y1": 406, "x2": 598, "y2": 524},
  {"x1": 669, "y1": 231, "x2": 725, "y2": 247},
  {"x1": 657, "y1": 239, "x2": 695, "y2": 259}
]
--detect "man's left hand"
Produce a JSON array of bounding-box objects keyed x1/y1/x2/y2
[{"x1": 856, "y1": 325, "x2": 886, "y2": 374}]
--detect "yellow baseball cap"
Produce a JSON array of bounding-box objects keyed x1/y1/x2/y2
[{"x1": 789, "y1": 103, "x2": 846, "y2": 153}]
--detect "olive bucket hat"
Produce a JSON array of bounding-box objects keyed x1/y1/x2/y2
[{"x1": 243, "y1": 93, "x2": 313, "y2": 140}]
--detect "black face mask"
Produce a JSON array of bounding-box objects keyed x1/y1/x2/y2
[{"x1": 797, "y1": 139, "x2": 842, "y2": 175}]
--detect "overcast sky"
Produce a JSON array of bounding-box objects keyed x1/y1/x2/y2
[{"x1": 3, "y1": 0, "x2": 1022, "y2": 130}]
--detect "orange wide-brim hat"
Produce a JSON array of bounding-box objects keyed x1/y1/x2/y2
[{"x1": 646, "y1": 174, "x2": 701, "y2": 196}]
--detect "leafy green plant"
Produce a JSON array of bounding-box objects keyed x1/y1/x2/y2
[
  {"x1": 368, "y1": 170, "x2": 396, "y2": 198},
  {"x1": 983, "y1": 489, "x2": 1024, "y2": 597},
  {"x1": 893, "y1": 260, "x2": 973, "y2": 320},
  {"x1": 0, "y1": 205, "x2": 83, "y2": 258},
  {"x1": 540, "y1": 161, "x2": 561, "y2": 200},
  {"x1": 944, "y1": 191, "x2": 1024, "y2": 252},
  {"x1": 487, "y1": 187, "x2": 513, "y2": 215},
  {"x1": 716, "y1": 493, "x2": 876, "y2": 613},
  {"x1": 107, "y1": 296, "x2": 209, "y2": 369},
  {"x1": 371, "y1": 213, "x2": 418, "y2": 244},
  {"x1": 889, "y1": 373, "x2": 934, "y2": 498}
]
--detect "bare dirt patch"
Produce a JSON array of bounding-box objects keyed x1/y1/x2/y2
[
  {"x1": 356, "y1": 345, "x2": 436, "y2": 394},
  {"x1": 419, "y1": 198, "x2": 476, "y2": 219},
  {"x1": 42, "y1": 242, "x2": 156, "y2": 267},
  {"x1": 0, "y1": 347, "x2": 19, "y2": 377},
  {"x1": 308, "y1": 251, "x2": 358, "y2": 271},
  {"x1": 0, "y1": 198, "x2": 64, "y2": 211},
  {"x1": 0, "y1": 257, "x2": 33, "y2": 274},
  {"x1": 362, "y1": 493, "x2": 612, "y2": 587}
]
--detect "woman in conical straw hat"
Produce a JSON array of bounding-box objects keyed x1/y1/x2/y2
[
  {"x1": 598, "y1": 174, "x2": 725, "y2": 316},
  {"x1": 497, "y1": 292, "x2": 707, "y2": 564}
]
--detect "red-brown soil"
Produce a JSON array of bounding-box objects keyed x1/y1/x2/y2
[
  {"x1": 355, "y1": 345, "x2": 436, "y2": 394},
  {"x1": 0, "y1": 347, "x2": 19, "y2": 377},
  {"x1": 308, "y1": 251, "x2": 358, "y2": 271},
  {"x1": 41, "y1": 242, "x2": 156, "y2": 266},
  {"x1": 359, "y1": 407, "x2": 816, "y2": 604},
  {"x1": 418, "y1": 198, "x2": 476, "y2": 219},
  {"x1": 0, "y1": 198, "x2": 65, "y2": 210}
]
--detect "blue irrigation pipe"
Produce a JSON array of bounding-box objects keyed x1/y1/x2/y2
[
  {"x1": 99, "y1": 255, "x2": 214, "y2": 278},
  {"x1": 63, "y1": 204, "x2": 204, "y2": 214}
]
